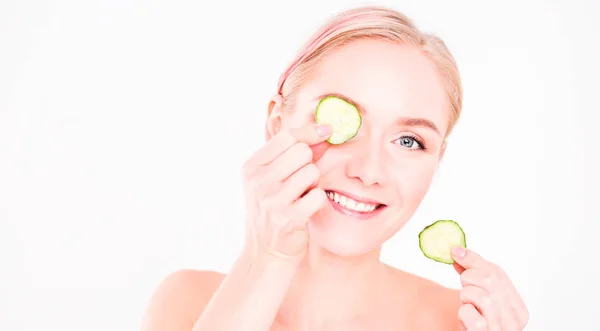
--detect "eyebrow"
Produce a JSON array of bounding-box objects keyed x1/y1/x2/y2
[
  {"x1": 396, "y1": 117, "x2": 440, "y2": 135},
  {"x1": 313, "y1": 92, "x2": 441, "y2": 136}
]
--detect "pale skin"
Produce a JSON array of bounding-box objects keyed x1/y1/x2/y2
[{"x1": 141, "y1": 39, "x2": 529, "y2": 331}]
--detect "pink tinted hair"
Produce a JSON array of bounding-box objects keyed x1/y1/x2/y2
[{"x1": 276, "y1": 6, "x2": 463, "y2": 137}]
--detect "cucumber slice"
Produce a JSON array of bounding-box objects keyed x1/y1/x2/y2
[
  {"x1": 418, "y1": 220, "x2": 466, "y2": 264},
  {"x1": 315, "y1": 96, "x2": 362, "y2": 145}
]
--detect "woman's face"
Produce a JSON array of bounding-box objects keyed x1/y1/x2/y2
[{"x1": 271, "y1": 39, "x2": 451, "y2": 257}]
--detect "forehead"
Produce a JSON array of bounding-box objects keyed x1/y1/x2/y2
[{"x1": 295, "y1": 39, "x2": 450, "y2": 133}]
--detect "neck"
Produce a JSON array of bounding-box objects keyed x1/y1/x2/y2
[{"x1": 275, "y1": 242, "x2": 390, "y2": 329}]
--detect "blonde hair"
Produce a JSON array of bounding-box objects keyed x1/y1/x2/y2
[{"x1": 276, "y1": 6, "x2": 463, "y2": 137}]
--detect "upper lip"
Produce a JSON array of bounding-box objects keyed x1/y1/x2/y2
[{"x1": 325, "y1": 189, "x2": 386, "y2": 206}]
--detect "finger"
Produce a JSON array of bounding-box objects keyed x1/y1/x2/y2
[
  {"x1": 460, "y1": 269, "x2": 501, "y2": 291},
  {"x1": 278, "y1": 163, "x2": 320, "y2": 204},
  {"x1": 461, "y1": 269, "x2": 527, "y2": 331},
  {"x1": 286, "y1": 187, "x2": 328, "y2": 230},
  {"x1": 452, "y1": 247, "x2": 493, "y2": 271},
  {"x1": 461, "y1": 285, "x2": 501, "y2": 331},
  {"x1": 289, "y1": 124, "x2": 333, "y2": 146},
  {"x1": 263, "y1": 142, "x2": 314, "y2": 182},
  {"x1": 246, "y1": 124, "x2": 332, "y2": 168},
  {"x1": 458, "y1": 304, "x2": 487, "y2": 331},
  {"x1": 453, "y1": 262, "x2": 466, "y2": 275},
  {"x1": 310, "y1": 141, "x2": 329, "y2": 163}
]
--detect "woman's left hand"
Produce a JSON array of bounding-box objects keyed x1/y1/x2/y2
[{"x1": 451, "y1": 247, "x2": 529, "y2": 331}]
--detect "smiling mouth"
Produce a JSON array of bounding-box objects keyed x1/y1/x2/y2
[{"x1": 324, "y1": 190, "x2": 386, "y2": 217}]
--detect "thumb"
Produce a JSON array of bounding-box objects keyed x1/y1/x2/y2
[{"x1": 289, "y1": 123, "x2": 333, "y2": 146}]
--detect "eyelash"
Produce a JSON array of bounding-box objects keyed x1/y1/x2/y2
[{"x1": 393, "y1": 133, "x2": 427, "y2": 152}]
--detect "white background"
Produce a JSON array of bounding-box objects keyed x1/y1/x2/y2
[{"x1": 1, "y1": 0, "x2": 598, "y2": 330}]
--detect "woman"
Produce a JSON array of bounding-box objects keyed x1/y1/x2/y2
[{"x1": 142, "y1": 6, "x2": 529, "y2": 331}]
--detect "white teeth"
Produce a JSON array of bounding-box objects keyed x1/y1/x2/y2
[
  {"x1": 326, "y1": 191, "x2": 379, "y2": 213},
  {"x1": 357, "y1": 202, "x2": 365, "y2": 211},
  {"x1": 346, "y1": 199, "x2": 356, "y2": 210}
]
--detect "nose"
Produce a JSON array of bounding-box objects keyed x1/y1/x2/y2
[{"x1": 344, "y1": 139, "x2": 387, "y2": 187}]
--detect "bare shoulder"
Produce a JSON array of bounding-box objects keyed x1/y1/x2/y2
[
  {"x1": 386, "y1": 265, "x2": 461, "y2": 331},
  {"x1": 141, "y1": 269, "x2": 225, "y2": 331},
  {"x1": 417, "y1": 278, "x2": 461, "y2": 331}
]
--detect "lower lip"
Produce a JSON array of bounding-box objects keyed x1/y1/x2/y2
[{"x1": 327, "y1": 198, "x2": 385, "y2": 220}]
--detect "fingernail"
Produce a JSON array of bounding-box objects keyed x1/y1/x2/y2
[
  {"x1": 452, "y1": 246, "x2": 466, "y2": 259},
  {"x1": 316, "y1": 124, "x2": 332, "y2": 136}
]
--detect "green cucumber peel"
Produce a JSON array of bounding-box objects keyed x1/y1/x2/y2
[{"x1": 418, "y1": 220, "x2": 466, "y2": 264}]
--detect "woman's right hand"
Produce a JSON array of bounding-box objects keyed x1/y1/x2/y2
[{"x1": 241, "y1": 123, "x2": 333, "y2": 263}]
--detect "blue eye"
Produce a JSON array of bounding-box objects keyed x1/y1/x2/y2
[{"x1": 394, "y1": 135, "x2": 425, "y2": 151}]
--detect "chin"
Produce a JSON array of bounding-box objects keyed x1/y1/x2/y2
[{"x1": 308, "y1": 228, "x2": 382, "y2": 257}]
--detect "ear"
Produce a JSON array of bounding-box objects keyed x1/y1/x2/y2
[{"x1": 265, "y1": 93, "x2": 284, "y2": 141}]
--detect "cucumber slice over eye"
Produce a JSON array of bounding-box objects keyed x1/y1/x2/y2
[
  {"x1": 315, "y1": 96, "x2": 362, "y2": 145},
  {"x1": 418, "y1": 220, "x2": 466, "y2": 264}
]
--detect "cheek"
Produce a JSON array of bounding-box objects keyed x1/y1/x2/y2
[
  {"x1": 390, "y1": 157, "x2": 438, "y2": 201},
  {"x1": 314, "y1": 147, "x2": 347, "y2": 172}
]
